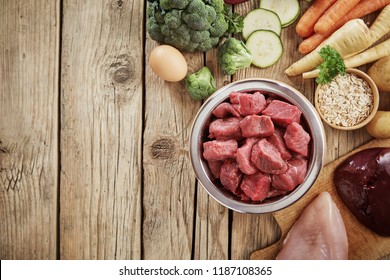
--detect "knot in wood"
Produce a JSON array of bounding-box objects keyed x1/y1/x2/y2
[
  {"x1": 111, "y1": 0, "x2": 124, "y2": 10},
  {"x1": 0, "y1": 140, "x2": 9, "y2": 153},
  {"x1": 113, "y1": 66, "x2": 131, "y2": 84},
  {"x1": 151, "y1": 138, "x2": 176, "y2": 159}
]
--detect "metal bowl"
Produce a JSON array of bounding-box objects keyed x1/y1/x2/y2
[{"x1": 189, "y1": 78, "x2": 326, "y2": 214}]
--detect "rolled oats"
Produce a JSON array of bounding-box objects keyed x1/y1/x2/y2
[{"x1": 317, "y1": 73, "x2": 373, "y2": 127}]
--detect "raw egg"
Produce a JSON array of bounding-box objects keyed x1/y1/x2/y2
[{"x1": 149, "y1": 45, "x2": 188, "y2": 82}]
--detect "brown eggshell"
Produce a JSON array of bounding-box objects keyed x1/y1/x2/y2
[{"x1": 149, "y1": 45, "x2": 187, "y2": 82}]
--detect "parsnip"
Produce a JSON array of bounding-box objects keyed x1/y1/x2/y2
[
  {"x1": 344, "y1": 38, "x2": 390, "y2": 68},
  {"x1": 369, "y1": 5, "x2": 390, "y2": 44},
  {"x1": 285, "y1": 19, "x2": 372, "y2": 76}
]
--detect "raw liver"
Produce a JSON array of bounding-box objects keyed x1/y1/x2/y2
[{"x1": 334, "y1": 148, "x2": 390, "y2": 236}]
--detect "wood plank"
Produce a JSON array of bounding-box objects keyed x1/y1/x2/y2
[
  {"x1": 0, "y1": 0, "x2": 59, "y2": 259},
  {"x1": 193, "y1": 48, "x2": 230, "y2": 260},
  {"x1": 194, "y1": 183, "x2": 229, "y2": 259},
  {"x1": 142, "y1": 37, "x2": 202, "y2": 258},
  {"x1": 60, "y1": 0, "x2": 143, "y2": 259}
]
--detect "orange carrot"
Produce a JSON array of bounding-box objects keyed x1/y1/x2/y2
[
  {"x1": 299, "y1": 20, "x2": 344, "y2": 54},
  {"x1": 314, "y1": 0, "x2": 363, "y2": 34},
  {"x1": 299, "y1": 0, "x2": 390, "y2": 54},
  {"x1": 296, "y1": 0, "x2": 337, "y2": 38}
]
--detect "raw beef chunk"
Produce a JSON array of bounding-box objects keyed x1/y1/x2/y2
[
  {"x1": 267, "y1": 128, "x2": 292, "y2": 160},
  {"x1": 220, "y1": 159, "x2": 243, "y2": 194},
  {"x1": 272, "y1": 158, "x2": 308, "y2": 191},
  {"x1": 209, "y1": 117, "x2": 242, "y2": 140},
  {"x1": 284, "y1": 122, "x2": 310, "y2": 157},
  {"x1": 202, "y1": 90, "x2": 311, "y2": 203},
  {"x1": 203, "y1": 139, "x2": 237, "y2": 161},
  {"x1": 230, "y1": 91, "x2": 266, "y2": 116},
  {"x1": 250, "y1": 139, "x2": 288, "y2": 174},
  {"x1": 262, "y1": 100, "x2": 302, "y2": 126},
  {"x1": 236, "y1": 137, "x2": 259, "y2": 175},
  {"x1": 212, "y1": 102, "x2": 241, "y2": 118},
  {"x1": 207, "y1": 160, "x2": 223, "y2": 179},
  {"x1": 240, "y1": 171, "x2": 271, "y2": 201},
  {"x1": 268, "y1": 188, "x2": 288, "y2": 198},
  {"x1": 240, "y1": 115, "x2": 274, "y2": 138},
  {"x1": 237, "y1": 191, "x2": 251, "y2": 201}
]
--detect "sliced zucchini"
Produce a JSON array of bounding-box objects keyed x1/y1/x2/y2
[
  {"x1": 259, "y1": 0, "x2": 300, "y2": 28},
  {"x1": 246, "y1": 30, "x2": 283, "y2": 68},
  {"x1": 243, "y1": 8, "x2": 282, "y2": 40}
]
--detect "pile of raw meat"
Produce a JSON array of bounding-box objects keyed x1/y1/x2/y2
[{"x1": 203, "y1": 91, "x2": 311, "y2": 202}]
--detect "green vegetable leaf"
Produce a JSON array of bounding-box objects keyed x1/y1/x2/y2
[
  {"x1": 316, "y1": 45, "x2": 346, "y2": 85},
  {"x1": 224, "y1": 4, "x2": 244, "y2": 34}
]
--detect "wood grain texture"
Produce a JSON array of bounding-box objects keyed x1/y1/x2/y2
[
  {"x1": 251, "y1": 138, "x2": 390, "y2": 260},
  {"x1": 194, "y1": 183, "x2": 229, "y2": 259},
  {"x1": 60, "y1": 0, "x2": 143, "y2": 259},
  {"x1": 142, "y1": 34, "x2": 202, "y2": 258},
  {"x1": 193, "y1": 48, "x2": 230, "y2": 260},
  {"x1": 0, "y1": 0, "x2": 59, "y2": 259}
]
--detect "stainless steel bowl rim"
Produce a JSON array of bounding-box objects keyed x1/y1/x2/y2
[{"x1": 190, "y1": 78, "x2": 326, "y2": 214}]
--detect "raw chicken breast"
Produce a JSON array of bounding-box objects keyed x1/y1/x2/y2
[{"x1": 276, "y1": 192, "x2": 348, "y2": 260}]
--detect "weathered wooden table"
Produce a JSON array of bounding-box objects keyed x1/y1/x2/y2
[{"x1": 1, "y1": 0, "x2": 389, "y2": 260}]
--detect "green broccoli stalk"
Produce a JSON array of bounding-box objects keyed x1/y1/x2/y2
[
  {"x1": 185, "y1": 67, "x2": 217, "y2": 100},
  {"x1": 217, "y1": 38, "x2": 252, "y2": 75}
]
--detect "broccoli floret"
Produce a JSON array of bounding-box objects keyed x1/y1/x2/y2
[
  {"x1": 185, "y1": 66, "x2": 217, "y2": 100},
  {"x1": 148, "y1": 17, "x2": 166, "y2": 42},
  {"x1": 164, "y1": 9, "x2": 182, "y2": 29},
  {"x1": 147, "y1": 1, "x2": 166, "y2": 23},
  {"x1": 190, "y1": 30, "x2": 210, "y2": 44},
  {"x1": 217, "y1": 38, "x2": 252, "y2": 75},
  {"x1": 160, "y1": 0, "x2": 191, "y2": 10},
  {"x1": 210, "y1": 13, "x2": 229, "y2": 37},
  {"x1": 208, "y1": 0, "x2": 224, "y2": 13},
  {"x1": 182, "y1": 0, "x2": 212, "y2": 31},
  {"x1": 147, "y1": 3, "x2": 154, "y2": 18},
  {"x1": 161, "y1": 23, "x2": 194, "y2": 51},
  {"x1": 197, "y1": 36, "x2": 219, "y2": 52},
  {"x1": 189, "y1": 31, "x2": 220, "y2": 52},
  {"x1": 146, "y1": 0, "x2": 241, "y2": 52},
  {"x1": 205, "y1": 5, "x2": 217, "y2": 24}
]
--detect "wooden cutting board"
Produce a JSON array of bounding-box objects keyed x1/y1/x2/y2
[{"x1": 251, "y1": 138, "x2": 390, "y2": 260}]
